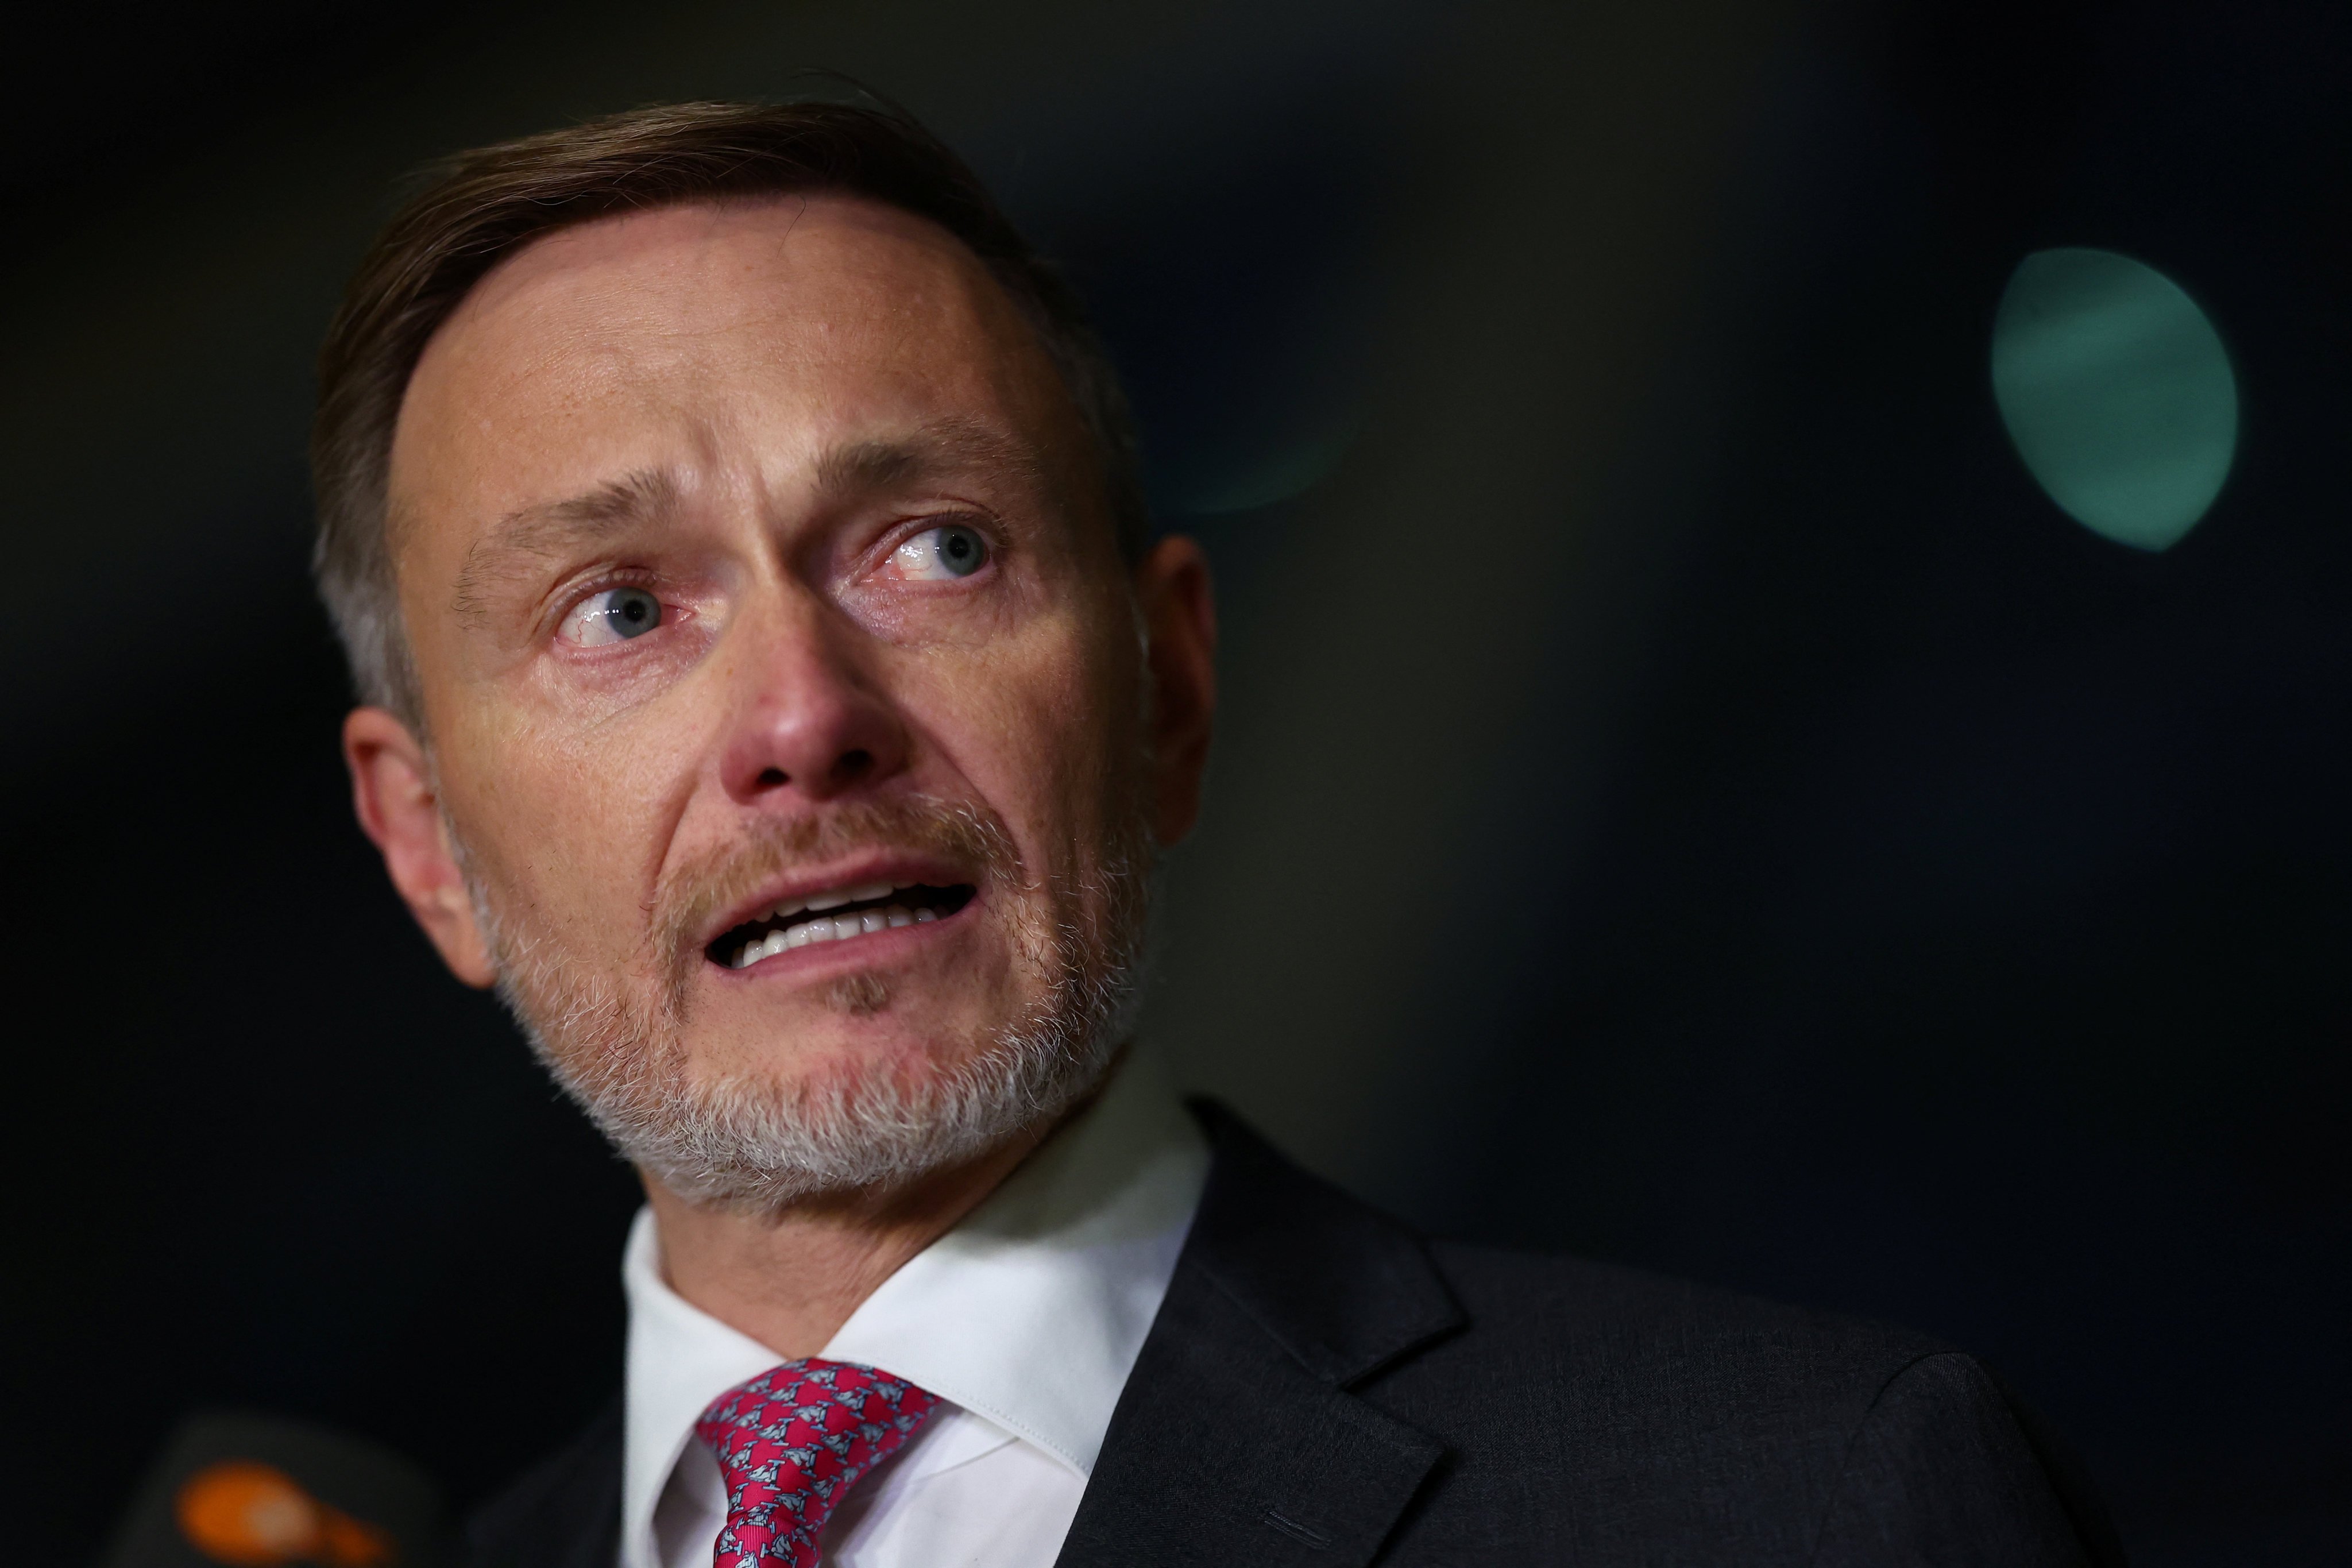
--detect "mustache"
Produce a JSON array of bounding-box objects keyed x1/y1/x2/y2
[{"x1": 650, "y1": 795, "x2": 1025, "y2": 986}]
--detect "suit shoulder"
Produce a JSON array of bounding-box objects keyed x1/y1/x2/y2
[
  {"x1": 1365, "y1": 1246, "x2": 2114, "y2": 1563},
  {"x1": 461, "y1": 1397, "x2": 623, "y2": 1568},
  {"x1": 1416, "y1": 1239, "x2": 1949, "y2": 1413}
]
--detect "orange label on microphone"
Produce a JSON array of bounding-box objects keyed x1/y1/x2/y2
[{"x1": 174, "y1": 1460, "x2": 396, "y2": 1567}]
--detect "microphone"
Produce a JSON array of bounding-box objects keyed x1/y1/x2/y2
[{"x1": 99, "y1": 1411, "x2": 446, "y2": 1567}]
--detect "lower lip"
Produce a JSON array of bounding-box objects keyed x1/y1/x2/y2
[{"x1": 710, "y1": 897, "x2": 976, "y2": 982}]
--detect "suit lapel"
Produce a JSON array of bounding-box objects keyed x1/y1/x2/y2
[{"x1": 1055, "y1": 1103, "x2": 1463, "y2": 1567}]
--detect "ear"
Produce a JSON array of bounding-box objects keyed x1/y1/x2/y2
[
  {"x1": 1134, "y1": 535, "x2": 1218, "y2": 846},
  {"x1": 342, "y1": 706, "x2": 499, "y2": 988}
]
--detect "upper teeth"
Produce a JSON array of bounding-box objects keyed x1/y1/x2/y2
[
  {"x1": 728, "y1": 882, "x2": 940, "y2": 970},
  {"x1": 777, "y1": 880, "x2": 895, "y2": 919}
]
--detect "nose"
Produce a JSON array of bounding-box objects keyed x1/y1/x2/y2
[{"x1": 717, "y1": 594, "x2": 911, "y2": 807}]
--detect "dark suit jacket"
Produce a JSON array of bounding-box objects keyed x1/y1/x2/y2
[{"x1": 468, "y1": 1103, "x2": 2125, "y2": 1566}]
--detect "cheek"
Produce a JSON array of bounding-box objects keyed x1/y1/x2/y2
[
  {"x1": 438, "y1": 702, "x2": 690, "y2": 933},
  {"x1": 913, "y1": 617, "x2": 1140, "y2": 844}
]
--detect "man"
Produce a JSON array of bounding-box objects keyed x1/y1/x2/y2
[{"x1": 320, "y1": 100, "x2": 2122, "y2": 1566}]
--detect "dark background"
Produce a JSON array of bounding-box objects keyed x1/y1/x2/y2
[{"x1": 7, "y1": 0, "x2": 2346, "y2": 1562}]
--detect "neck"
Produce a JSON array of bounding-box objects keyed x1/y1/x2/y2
[{"x1": 643, "y1": 1128, "x2": 1049, "y2": 1360}]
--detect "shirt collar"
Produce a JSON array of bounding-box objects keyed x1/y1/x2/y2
[{"x1": 620, "y1": 1048, "x2": 1207, "y2": 1562}]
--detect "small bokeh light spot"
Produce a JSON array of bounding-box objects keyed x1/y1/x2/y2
[{"x1": 1991, "y1": 247, "x2": 2238, "y2": 551}]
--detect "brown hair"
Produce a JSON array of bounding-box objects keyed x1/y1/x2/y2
[{"x1": 311, "y1": 99, "x2": 1146, "y2": 722}]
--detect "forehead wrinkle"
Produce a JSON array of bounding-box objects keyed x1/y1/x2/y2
[{"x1": 450, "y1": 468, "x2": 681, "y2": 626}]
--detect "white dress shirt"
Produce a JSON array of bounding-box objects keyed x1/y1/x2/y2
[{"x1": 619, "y1": 1049, "x2": 1210, "y2": 1568}]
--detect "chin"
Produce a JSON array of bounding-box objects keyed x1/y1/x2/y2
[
  {"x1": 695, "y1": 990, "x2": 1014, "y2": 1096},
  {"x1": 627, "y1": 1001, "x2": 1109, "y2": 1213},
  {"x1": 491, "y1": 847, "x2": 1138, "y2": 1210}
]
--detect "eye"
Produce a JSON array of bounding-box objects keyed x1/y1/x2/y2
[
  {"x1": 561, "y1": 586, "x2": 663, "y2": 646},
  {"x1": 891, "y1": 523, "x2": 990, "y2": 581}
]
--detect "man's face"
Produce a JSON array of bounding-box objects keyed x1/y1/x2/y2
[{"x1": 362, "y1": 195, "x2": 1206, "y2": 1203}]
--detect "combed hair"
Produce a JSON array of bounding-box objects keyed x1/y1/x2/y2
[{"x1": 310, "y1": 98, "x2": 1147, "y2": 723}]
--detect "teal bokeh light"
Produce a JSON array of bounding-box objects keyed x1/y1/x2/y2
[{"x1": 1991, "y1": 248, "x2": 2238, "y2": 551}]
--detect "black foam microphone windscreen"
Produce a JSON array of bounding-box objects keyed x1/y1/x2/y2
[{"x1": 99, "y1": 1411, "x2": 446, "y2": 1568}]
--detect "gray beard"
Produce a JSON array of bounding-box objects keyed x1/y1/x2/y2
[
  {"x1": 503, "y1": 927, "x2": 1142, "y2": 1212},
  {"x1": 457, "y1": 805, "x2": 1150, "y2": 1214}
]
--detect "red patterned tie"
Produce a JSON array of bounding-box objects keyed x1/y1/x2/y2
[{"x1": 693, "y1": 1360, "x2": 940, "y2": 1568}]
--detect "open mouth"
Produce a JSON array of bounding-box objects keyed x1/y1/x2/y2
[{"x1": 709, "y1": 880, "x2": 976, "y2": 970}]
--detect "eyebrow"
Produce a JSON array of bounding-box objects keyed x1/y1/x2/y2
[
  {"x1": 812, "y1": 417, "x2": 1046, "y2": 499},
  {"x1": 452, "y1": 469, "x2": 681, "y2": 624},
  {"x1": 447, "y1": 418, "x2": 1045, "y2": 624},
  {"x1": 489, "y1": 468, "x2": 682, "y2": 558}
]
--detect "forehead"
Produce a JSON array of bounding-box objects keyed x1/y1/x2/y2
[{"x1": 388, "y1": 194, "x2": 1072, "y2": 539}]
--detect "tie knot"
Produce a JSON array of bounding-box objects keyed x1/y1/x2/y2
[{"x1": 693, "y1": 1358, "x2": 940, "y2": 1568}]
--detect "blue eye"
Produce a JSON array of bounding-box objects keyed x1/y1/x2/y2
[
  {"x1": 564, "y1": 586, "x2": 663, "y2": 646},
  {"x1": 894, "y1": 524, "x2": 990, "y2": 581}
]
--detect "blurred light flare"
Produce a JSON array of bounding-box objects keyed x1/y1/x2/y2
[{"x1": 1991, "y1": 247, "x2": 2238, "y2": 551}]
